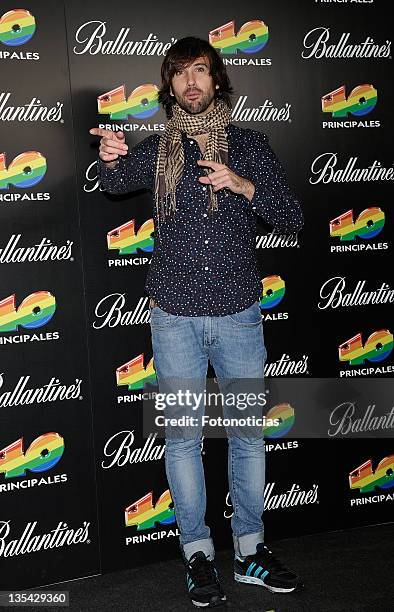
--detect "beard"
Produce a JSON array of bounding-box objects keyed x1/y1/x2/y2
[{"x1": 175, "y1": 88, "x2": 215, "y2": 115}]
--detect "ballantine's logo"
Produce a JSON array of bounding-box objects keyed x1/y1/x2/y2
[
  {"x1": 231, "y1": 96, "x2": 291, "y2": 122},
  {"x1": 0, "y1": 234, "x2": 73, "y2": 264},
  {"x1": 209, "y1": 20, "x2": 271, "y2": 66},
  {"x1": 318, "y1": 277, "x2": 394, "y2": 310},
  {"x1": 98, "y1": 84, "x2": 159, "y2": 120},
  {"x1": 0, "y1": 433, "x2": 64, "y2": 478},
  {"x1": 329, "y1": 207, "x2": 388, "y2": 253},
  {"x1": 321, "y1": 83, "x2": 379, "y2": 129},
  {"x1": 263, "y1": 403, "x2": 295, "y2": 438},
  {"x1": 0, "y1": 93, "x2": 63, "y2": 122},
  {"x1": 0, "y1": 291, "x2": 56, "y2": 332},
  {"x1": 73, "y1": 21, "x2": 176, "y2": 56},
  {"x1": 116, "y1": 354, "x2": 157, "y2": 392},
  {"x1": 0, "y1": 9, "x2": 36, "y2": 46},
  {"x1": 302, "y1": 27, "x2": 391, "y2": 59},
  {"x1": 339, "y1": 330, "x2": 393, "y2": 365},
  {"x1": 349, "y1": 455, "x2": 394, "y2": 493},
  {"x1": 93, "y1": 295, "x2": 150, "y2": 329},
  {"x1": 107, "y1": 219, "x2": 153, "y2": 267},
  {"x1": 309, "y1": 153, "x2": 394, "y2": 184},
  {"x1": 265, "y1": 354, "x2": 309, "y2": 377},
  {"x1": 225, "y1": 482, "x2": 319, "y2": 517},
  {"x1": 0, "y1": 519, "x2": 90, "y2": 557},
  {"x1": 256, "y1": 232, "x2": 299, "y2": 249},
  {"x1": 0, "y1": 374, "x2": 82, "y2": 408},
  {"x1": 102, "y1": 431, "x2": 165, "y2": 469},
  {"x1": 0, "y1": 151, "x2": 46, "y2": 190},
  {"x1": 125, "y1": 490, "x2": 175, "y2": 530}
]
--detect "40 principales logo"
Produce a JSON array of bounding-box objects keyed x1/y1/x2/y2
[
  {"x1": 209, "y1": 19, "x2": 271, "y2": 66},
  {"x1": 0, "y1": 9, "x2": 40, "y2": 60},
  {"x1": 125, "y1": 489, "x2": 178, "y2": 546},
  {"x1": 321, "y1": 83, "x2": 380, "y2": 129},
  {"x1": 0, "y1": 432, "x2": 67, "y2": 494},
  {"x1": 338, "y1": 329, "x2": 394, "y2": 377},
  {"x1": 329, "y1": 207, "x2": 388, "y2": 253},
  {"x1": 0, "y1": 291, "x2": 60, "y2": 345},
  {"x1": 107, "y1": 218, "x2": 153, "y2": 268},
  {"x1": 349, "y1": 454, "x2": 394, "y2": 507}
]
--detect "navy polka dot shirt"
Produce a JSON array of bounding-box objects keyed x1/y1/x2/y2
[{"x1": 97, "y1": 124, "x2": 303, "y2": 317}]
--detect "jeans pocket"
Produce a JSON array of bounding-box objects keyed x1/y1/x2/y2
[
  {"x1": 149, "y1": 305, "x2": 179, "y2": 328},
  {"x1": 227, "y1": 301, "x2": 262, "y2": 327}
]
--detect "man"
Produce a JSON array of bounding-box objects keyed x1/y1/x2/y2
[{"x1": 91, "y1": 36, "x2": 303, "y2": 609}]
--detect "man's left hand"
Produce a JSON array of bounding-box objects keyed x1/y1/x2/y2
[{"x1": 197, "y1": 160, "x2": 255, "y2": 202}]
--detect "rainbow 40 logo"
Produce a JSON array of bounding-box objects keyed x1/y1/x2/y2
[
  {"x1": 0, "y1": 433, "x2": 64, "y2": 478},
  {"x1": 107, "y1": 219, "x2": 154, "y2": 255},
  {"x1": 125, "y1": 490, "x2": 175, "y2": 530},
  {"x1": 116, "y1": 354, "x2": 157, "y2": 390},
  {"x1": 263, "y1": 403, "x2": 295, "y2": 438},
  {"x1": 259, "y1": 275, "x2": 285, "y2": 309},
  {"x1": 97, "y1": 84, "x2": 159, "y2": 120},
  {"x1": 0, "y1": 151, "x2": 47, "y2": 189},
  {"x1": 349, "y1": 455, "x2": 394, "y2": 493},
  {"x1": 322, "y1": 84, "x2": 377, "y2": 118},
  {"x1": 209, "y1": 20, "x2": 269, "y2": 54},
  {"x1": 0, "y1": 291, "x2": 56, "y2": 332},
  {"x1": 339, "y1": 329, "x2": 393, "y2": 366},
  {"x1": 0, "y1": 9, "x2": 36, "y2": 46},
  {"x1": 330, "y1": 207, "x2": 385, "y2": 242}
]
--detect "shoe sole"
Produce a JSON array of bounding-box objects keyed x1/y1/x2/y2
[
  {"x1": 234, "y1": 572, "x2": 296, "y2": 593},
  {"x1": 191, "y1": 596, "x2": 227, "y2": 608}
]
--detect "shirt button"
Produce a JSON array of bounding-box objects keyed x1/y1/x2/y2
[
  {"x1": 202, "y1": 186, "x2": 206, "y2": 191},
  {"x1": 189, "y1": 140, "x2": 194, "y2": 144},
  {"x1": 252, "y1": 206, "x2": 256, "y2": 210},
  {"x1": 204, "y1": 266, "x2": 209, "y2": 270},
  {"x1": 203, "y1": 213, "x2": 207, "y2": 217},
  {"x1": 204, "y1": 240, "x2": 209, "y2": 244}
]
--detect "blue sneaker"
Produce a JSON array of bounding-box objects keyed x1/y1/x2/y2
[
  {"x1": 234, "y1": 543, "x2": 300, "y2": 593},
  {"x1": 185, "y1": 551, "x2": 227, "y2": 608}
]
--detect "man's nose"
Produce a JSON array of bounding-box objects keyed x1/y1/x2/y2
[{"x1": 186, "y1": 71, "x2": 196, "y2": 86}]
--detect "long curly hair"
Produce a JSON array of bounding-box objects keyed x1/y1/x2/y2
[{"x1": 158, "y1": 36, "x2": 234, "y2": 119}]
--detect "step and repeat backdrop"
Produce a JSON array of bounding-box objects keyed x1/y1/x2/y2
[{"x1": 1, "y1": 0, "x2": 393, "y2": 590}]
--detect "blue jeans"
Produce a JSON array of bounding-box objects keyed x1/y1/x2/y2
[{"x1": 149, "y1": 300, "x2": 267, "y2": 561}]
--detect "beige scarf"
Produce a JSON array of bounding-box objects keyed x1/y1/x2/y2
[{"x1": 154, "y1": 98, "x2": 232, "y2": 240}]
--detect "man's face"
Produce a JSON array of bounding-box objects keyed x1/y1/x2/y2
[{"x1": 170, "y1": 56, "x2": 216, "y2": 115}]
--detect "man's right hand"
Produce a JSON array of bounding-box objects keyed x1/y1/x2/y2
[{"x1": 89, "y1": 128, "x2": 128, "y2": 163}]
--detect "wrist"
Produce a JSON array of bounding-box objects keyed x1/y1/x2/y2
[
  {"x1": 242, "y1": 179, "x2": 255, "y2": 202},
  {"x1": 103, "y1": 158, "x2": 119, "y2": 170}
]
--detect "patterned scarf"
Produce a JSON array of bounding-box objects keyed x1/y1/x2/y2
[{"x1": 154, "y1": 98, "x2": 232, "y2": 240}]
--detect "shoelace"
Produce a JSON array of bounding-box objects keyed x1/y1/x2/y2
[
  {"x1": 253, "y1": 545, "x2": 290, "y2": 573},
  {"x1": 188, "y1": 556, "x2": 217, "y2": 587}
]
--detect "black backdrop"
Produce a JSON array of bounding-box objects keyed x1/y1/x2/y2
[{"x1": 0, "y1": 0, "x2": 393, "y2": 590}]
